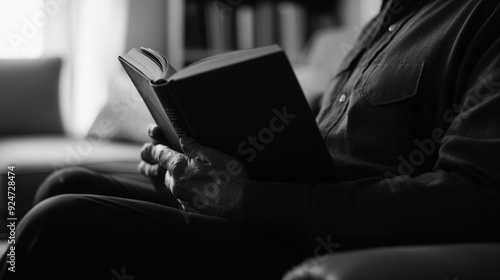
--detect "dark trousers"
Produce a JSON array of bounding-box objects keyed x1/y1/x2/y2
[{"x1": 1, "y1": 167, "x2": 304, "y2": 280}]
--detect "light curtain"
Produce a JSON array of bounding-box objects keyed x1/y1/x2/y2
[{"x1": 44, "y1": 0, "x2": 130, "y2": 136}]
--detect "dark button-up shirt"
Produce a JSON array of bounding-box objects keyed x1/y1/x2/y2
[{"x1": 244, "y1": 0, "x2": 500, "y2": 251}]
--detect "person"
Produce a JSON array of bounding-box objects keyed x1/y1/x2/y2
[{"x1": 2, "y1": 0, "x2": 500, "y2": 279}]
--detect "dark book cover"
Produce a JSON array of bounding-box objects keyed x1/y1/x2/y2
[{"x1": 119, "y1": 46, "x2": 337, "y2": 184}]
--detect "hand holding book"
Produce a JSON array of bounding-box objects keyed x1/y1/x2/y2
[
  {"x1": 139, "y1": 128, "x2": 249, "y2": 221},
  {"x1": 120, "y1": 45, "x2": 338, "y2": 185}
]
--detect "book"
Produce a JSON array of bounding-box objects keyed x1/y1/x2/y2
[{"x1": 118, "y1": 45, "x2": 337, "y2": 184}]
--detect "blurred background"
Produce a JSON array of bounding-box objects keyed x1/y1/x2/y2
[{"x1": 0, "y1": 0, "x2": 381, "y2": 136}]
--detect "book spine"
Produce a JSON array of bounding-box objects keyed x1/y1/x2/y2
[{"x1": 152, "y1": 83, "x2": 193, "y2": 139}]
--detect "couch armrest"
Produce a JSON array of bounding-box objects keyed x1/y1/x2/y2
[
  {"x1": 284, "y1": 243, "x2": 500, "y2": 280},
  {"x1": 0, "y1": 57, "x2": 63, "y2": 136}
]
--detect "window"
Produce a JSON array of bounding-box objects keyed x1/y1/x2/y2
[{"x1": 0, "y1": 0, "x2": 45, "y2": 58}]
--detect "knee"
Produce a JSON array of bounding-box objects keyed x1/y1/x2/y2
[
  {"x1": 34, "y1": 167, "x2": 95, "y2": 205},
  {"x1": 17, "y1": 195, "x2": 90, "y2": 248},
  {"x1": 21, "y1": 195, "x2": 79, "y2": 229}
]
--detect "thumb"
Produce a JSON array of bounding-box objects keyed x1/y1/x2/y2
[{"x1": 180, "y1": 137, "x2": 207, "y2": 161}]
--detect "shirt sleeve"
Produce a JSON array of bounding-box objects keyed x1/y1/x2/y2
[{"x1": 239, "y1": 35, "x2": 500, "y2": 250}]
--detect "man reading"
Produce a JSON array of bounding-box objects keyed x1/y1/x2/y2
[{"x1": 2, "y1": 0, "x2": 500, "y2": 279}]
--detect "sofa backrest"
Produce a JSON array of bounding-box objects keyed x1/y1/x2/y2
[{"x1": 0, "y1": 57, "x2": 64, "y2": 136}]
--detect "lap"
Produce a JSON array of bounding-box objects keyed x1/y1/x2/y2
[{"x1": 8, "y1": 168, "x2": 303, "y2": 279}]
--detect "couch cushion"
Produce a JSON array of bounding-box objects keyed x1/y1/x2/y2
[
  {"x1": 87, "y1": 70, "x2": 155, "y2": 144},
  {"x1": 0, "y1": 136, "x2": 143, "y2": 171},
  {"x1": 0, "y1": 57, "x2": 64, "y2": 136}
]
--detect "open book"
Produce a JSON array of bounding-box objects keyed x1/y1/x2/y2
[{"x1": 118, "y1": 45, "x2": 337, "y2": 184}]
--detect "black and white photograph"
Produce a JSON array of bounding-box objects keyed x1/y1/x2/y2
[{"x1": 1, "y1": 0, "x2": 500, "y2": 279}]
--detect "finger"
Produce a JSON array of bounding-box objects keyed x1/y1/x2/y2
[
  {"x1": 141, "y1": 142, "x2": 181, "y2": 166},
  {"x1": 140, "y1": 143, "x2": 157, "y2": 164},
  {"x1": 180, "y1": 137, "x2": 209, "y2": 162},
  {"x1": 151, "y1": 144, "x2": 188, "y2": 176},
  {"x1": 138, "y1": 161, "x2": 160, "y2": 177},
  {"x1": 148, "y1": 124, "x2": 168, "y2": 145}
]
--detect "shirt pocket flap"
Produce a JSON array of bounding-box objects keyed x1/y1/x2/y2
[{"x1": 361, "y1": 63, "x2": 424, "y2": 105}]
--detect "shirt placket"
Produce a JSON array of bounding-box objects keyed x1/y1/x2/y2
[
  {"x1": 318, "y1": 2, "x2": 391, "y2": 138},
  {"x1": 320, "y1": 0, "x2": 425, "y2": 141}
]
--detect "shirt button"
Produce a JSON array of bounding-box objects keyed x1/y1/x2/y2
[
  {"x1": 388, "y1": 24, "x2": 397, "y2": 32},
  {"x1": 339, "y1": 94, "x2": 347, "y2": 103}
]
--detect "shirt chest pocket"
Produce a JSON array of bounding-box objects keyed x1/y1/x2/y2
[
  {"x1": 359, "y1": 63, "x2": 424, "y2": 104},
  {"x1": 346, "y1": 62, "x2": 425, "y2": 165}
]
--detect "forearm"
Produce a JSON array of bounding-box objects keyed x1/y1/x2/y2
[
  {"x1": 238, "y1": 171, "x2": 500, "y2": 251},
  {"x1": 311, "y1": 172, "x2": 500, "y2": 247}
]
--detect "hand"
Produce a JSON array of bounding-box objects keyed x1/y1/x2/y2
[{"x1": 139, "y1": 125, "x2": 249, "y2": 221}]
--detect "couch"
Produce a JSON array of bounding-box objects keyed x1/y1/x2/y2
[{"x1": 284, "y1": 243, "x2": 500, "y2": 279}]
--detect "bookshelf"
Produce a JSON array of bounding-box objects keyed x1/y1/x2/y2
[{"x1": 165, "y1": 0, "x2": 339, "y2": 68}]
